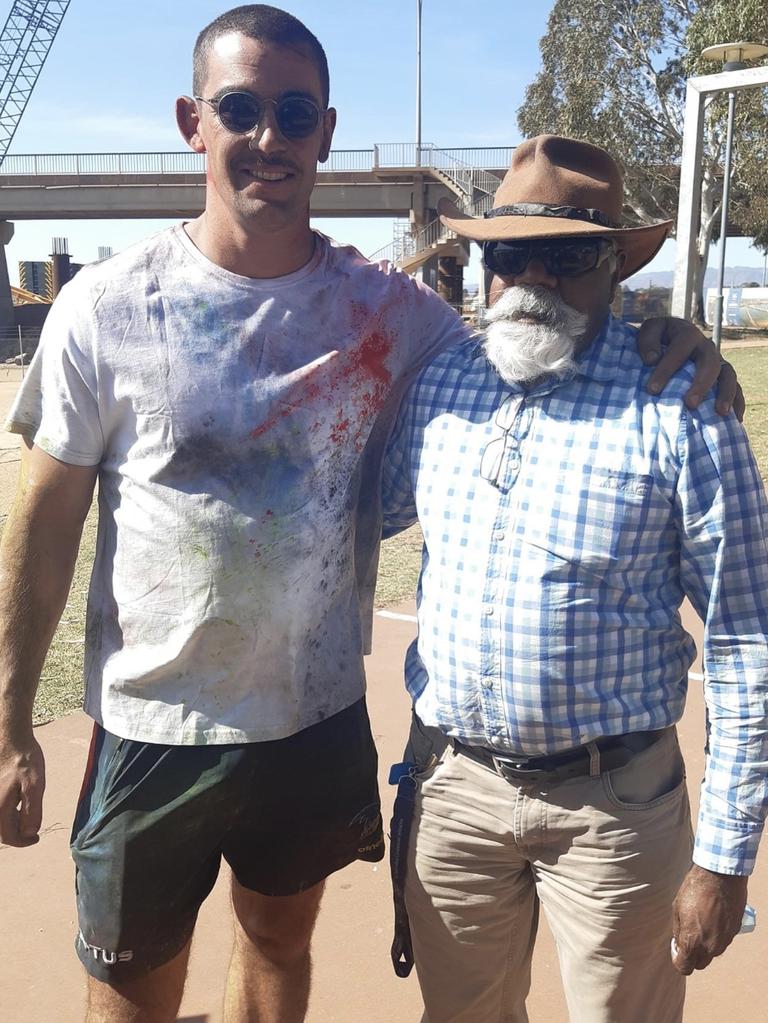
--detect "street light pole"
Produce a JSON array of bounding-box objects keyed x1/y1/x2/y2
[
  {"x1": 711, "y1": 87, "x2": 736, "y2": 350},
  {"x1": 416, "y1": 0, "x2": 422, "y2": 167},
  {"x1": 702, "y1": 41, "x2": 768, "y2": 349}
]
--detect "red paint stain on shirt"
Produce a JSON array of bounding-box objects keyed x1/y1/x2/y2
[
  {"x1": 330, "y1": 415, "x2": 351, "y2": 443},
  {"x1": 347, "y1": 331, "x2": 392, "y2": 386},
  {"x1": 248, "y1": 310, "x2": 395, "y2": 444}
]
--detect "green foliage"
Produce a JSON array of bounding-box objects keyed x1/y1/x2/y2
[{"x1": 519, "y1": 1, "x2": 768, "y2": 259}]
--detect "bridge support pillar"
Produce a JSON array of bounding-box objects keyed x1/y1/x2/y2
[
  {"x1": 0, "y1": 221, "x2": 15, "y2": 330},
  {"x1": 437, "y1": 255, "x2": 463, "y2": 312}
]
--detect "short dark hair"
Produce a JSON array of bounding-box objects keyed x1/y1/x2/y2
[{"x1": 193, "y1": 5, "x2": 330, "y2": 105}]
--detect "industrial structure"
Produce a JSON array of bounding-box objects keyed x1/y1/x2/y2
[{"x1": 0, "y1": 1, "x2": 71, "y2": 166}]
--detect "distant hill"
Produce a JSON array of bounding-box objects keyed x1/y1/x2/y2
[{"x1": 626, "y1": 267, "x2": 767, "y2": 291}]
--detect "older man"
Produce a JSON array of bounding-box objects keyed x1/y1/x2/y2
[{"x1": 382, "y1": 135, "x2": 768, "y2": 1022}]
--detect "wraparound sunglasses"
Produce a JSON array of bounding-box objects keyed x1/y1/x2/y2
[
  {"x1": 194, "y1": 91, "x2": 325, "y2": 139},
  {"x1": 482, "y1": 237, "x2": 615, "y2": 279}
]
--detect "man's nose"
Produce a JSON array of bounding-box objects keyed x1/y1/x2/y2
[
  {"x1": 510, "y1": 258, "x2": 558, "y2": 290},
  {"x1": 247, "y1": 101, "x2": 285, "y2": 153}
]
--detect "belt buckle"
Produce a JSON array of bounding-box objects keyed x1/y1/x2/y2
[{"x1": 494, "y1": 756, "x2": 547, "y2": 783}]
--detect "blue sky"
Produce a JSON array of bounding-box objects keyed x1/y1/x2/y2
[{"x1": 4, "y1": 0, "x2": 765, "y2": 285}]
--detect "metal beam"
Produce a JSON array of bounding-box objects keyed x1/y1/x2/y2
[
  {"x1": 0, "y1": 180, "x2": 456, "y2": 219},
  {"x1": 671, "y1": 64, "x2": 768, "y2": 318}
]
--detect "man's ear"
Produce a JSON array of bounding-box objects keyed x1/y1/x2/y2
[
  {"x1": 176, "y1": 95, "x2": 206, "y2": 153},
  {"x1": 318, "y1": 107, "x2": 337, "y2": 164}
]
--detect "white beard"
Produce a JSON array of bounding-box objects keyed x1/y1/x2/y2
[{"x1": 481, "y1": 286, "x2": 589, "y2": 386}]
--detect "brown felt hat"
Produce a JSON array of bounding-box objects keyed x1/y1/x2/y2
[{"x1": 438, "y1": 135, "x2": 671, "y2": 280}]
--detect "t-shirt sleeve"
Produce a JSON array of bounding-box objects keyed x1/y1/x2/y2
[
  {"x1": 404, "y1": 276, "x2": 473, "y2": 373},
  {"x1": 5, "y1": 279, "x2": 104, "y2": 466}
]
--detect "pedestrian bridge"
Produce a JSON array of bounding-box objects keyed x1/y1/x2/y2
[
  {"x1": 0, "y1": 144, "x2": 512, "y2": 319},
  {"x1": 0, "y1": 144, "x2": 510, "y2": 222}
]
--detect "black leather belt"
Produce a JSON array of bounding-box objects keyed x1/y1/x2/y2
[{"x1": 452, "y1": 728, "x2": 668, "y2": 785}]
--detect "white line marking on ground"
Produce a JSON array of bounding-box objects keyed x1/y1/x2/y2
[{"x1": 377, "y1": 610, "x2": 418, "y2": 623}]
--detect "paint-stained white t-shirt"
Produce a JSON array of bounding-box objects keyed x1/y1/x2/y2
[{"x1": 7, "y1": 226, "x2": 468, "y2": 744}]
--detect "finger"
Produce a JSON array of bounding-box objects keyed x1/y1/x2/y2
[
  {"x1": 712, "y1": 361, "x2": 738, "y2": 416},
  {"x1": 19, "y1": 781, "x2": 43, "y2": 841},
  {"x1": 672, "y1": 939, "x2": 713, "y2": 975},
  {"x1": 0, "y1": 786, "x2": 37, "y2": 848},
  {"x1": 671, "y1": 940, "x2": 695, "y2": 976},
  {"x1": 647, "y1": 343, "x2": 697, "y2": 395},
  {"x1": 731, "y1": 382, "x2": 746, "y2": 423},
  {"x1": 636, "y1": 316, "x2": 666, "y2": 365}
]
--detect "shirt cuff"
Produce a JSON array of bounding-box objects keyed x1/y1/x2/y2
[{"x1": 693, "y1": 807, "x2": 763, "y2": 876}]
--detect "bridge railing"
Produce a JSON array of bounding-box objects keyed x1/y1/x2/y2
[{"x1": 0, "y1": 145, "x2": 514, "y2": 177}]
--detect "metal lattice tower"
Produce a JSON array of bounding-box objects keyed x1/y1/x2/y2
[{"x1": 0, "y1": 1, "x2": 71, "y2": 167}]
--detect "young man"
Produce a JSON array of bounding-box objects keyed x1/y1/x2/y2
[
  {"x1": 0, "y1": 8, "x2": 740, "y2": 1023},
  {"x1": 382, "y1": 135, "x2": 768, "y2": 1023}
]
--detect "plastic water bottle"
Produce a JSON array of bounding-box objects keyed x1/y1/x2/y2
[{"x1": 739, "y1": 904, "x2": 757, "y2": 934}]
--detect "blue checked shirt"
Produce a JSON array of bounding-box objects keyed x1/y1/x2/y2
[{"x1": 382, "y1": 315, "x2": 768, "y2": 875}]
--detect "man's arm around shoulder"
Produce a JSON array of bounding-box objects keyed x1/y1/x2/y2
[{"x1": 0, "y1": 441, "x2": 96, "y2": 847}]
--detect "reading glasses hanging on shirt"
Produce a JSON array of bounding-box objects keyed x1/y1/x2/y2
[{"x1": 479, "y1": 394, "x2": 524, "y2": 487}]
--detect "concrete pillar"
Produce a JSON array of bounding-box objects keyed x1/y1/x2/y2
[
  {"x1": 50, "y1": 237, "x2": 72, "y2": 298},
  {"x1": 409, "y1": 175, "x2": 428, "y2": 232},
  {"x1": 0, "y1": 220, "x2": 15, "y2": 330},
  {"x1": 437, "y1": 255, "x2": 463, "y2": 311}
]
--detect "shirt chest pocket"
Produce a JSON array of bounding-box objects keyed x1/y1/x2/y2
[{"x1": 520, "y1": 466, "x2": 657, "y2": 573}]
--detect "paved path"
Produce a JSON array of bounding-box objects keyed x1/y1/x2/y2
[{"x1": 1, "y1": 605, "x2": 767, "y2": 1022}]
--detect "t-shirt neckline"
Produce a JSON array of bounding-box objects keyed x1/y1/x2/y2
[{"x1": 172, "y1": 222, "x2": 326, "y2": 289}]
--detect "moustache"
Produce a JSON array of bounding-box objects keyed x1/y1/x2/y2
[{"x1": 485, "y1": 286, "x2": 581, "y2": 330}]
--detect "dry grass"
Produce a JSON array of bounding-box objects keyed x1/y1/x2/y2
[
  {"x1": 374, "y1": 525, "x2": 424, "y2": 608},
  {"x1": 727, "y1": 346, "x2": 768, "y2": 483},
  {"x1": 31, "y1": 506, "x2": 97, "y2": 724}
]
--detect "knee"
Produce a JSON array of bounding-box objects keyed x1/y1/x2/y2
[
  {"x1": 235, "y1": 914, "x2": 315, "y2": 967},
  {"x1": 232, "y1": 883, "x2": 324, "y2": 968}
]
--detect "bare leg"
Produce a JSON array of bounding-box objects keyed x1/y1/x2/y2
[
  {"x1": 223, "y1": 877, "x2": 325, "y2": 1023},
  {"x1": 85, "y1": 937, "x2": 192, "y2": 1023}
]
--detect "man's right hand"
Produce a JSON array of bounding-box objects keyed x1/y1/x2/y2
[{"x1": 0, "y1": 737, "x2": 45, "y2": 847}]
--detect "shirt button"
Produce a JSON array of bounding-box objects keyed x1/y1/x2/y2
[
  {"x1": 481, "y1": 678, "x2": 494, "y2": 690},
  {"x1": 484, "y1": 606, "x2": 494, "y2": 616},
  {"x1": 494, "y1": 530, "x2": 505, "y2": 541},
  {"x1": 490, "y1": 735, "x2": 504, "y2": 747}
]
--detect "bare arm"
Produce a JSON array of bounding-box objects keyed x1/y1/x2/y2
[{"x1": 0, "y1": 440, "x2": 97, "y2": 847}]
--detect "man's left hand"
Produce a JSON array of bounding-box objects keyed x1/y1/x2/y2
[
  {"x1": 637, "y1": 317, "x2": 745, "y2": 421},
  {"x1": 671, "y1": 864, "x2": 748, "y2": 975}
]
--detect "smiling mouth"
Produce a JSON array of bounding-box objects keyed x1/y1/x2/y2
[{"x1": 241, "y1": 166, "x2": 292, "y2": 182}]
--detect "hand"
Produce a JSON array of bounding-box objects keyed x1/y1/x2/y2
[
  {"x1": 671, "y1": 864, "x2": 748, "y2": 975},
  {"x1": 637, "y1": 316, "x2": 745, "y2": 421},
  {"x1": 0, "y1": 735, "x2": 45, "y2": 847}
]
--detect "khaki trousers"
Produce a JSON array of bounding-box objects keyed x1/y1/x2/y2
[{"x1": 404, "y1": 726, "x2": 693, "y2": 1023}]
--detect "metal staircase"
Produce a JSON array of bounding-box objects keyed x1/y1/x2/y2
[
  {"x1": 0, "y1": 0, "x2": 71, "y2": 167},
  {"x1": 369, "y1": 145, "x2": 501, "y2": 271}
]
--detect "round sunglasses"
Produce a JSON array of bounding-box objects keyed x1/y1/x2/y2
[
  {"x1": 482, "y1": 237, "x2": 615, "y2": 279},
  {"x1": 194, "y1": 91, "x2": 324, "y2": 140}
]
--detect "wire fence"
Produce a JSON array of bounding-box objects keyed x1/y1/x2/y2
[{"x1": 0, "y1": 324, "x2": 40, "y2": 371}]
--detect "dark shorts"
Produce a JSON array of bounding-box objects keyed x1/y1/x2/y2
[{"x1": 71, "y1": 698, "x2": 384, "y2": 981}]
